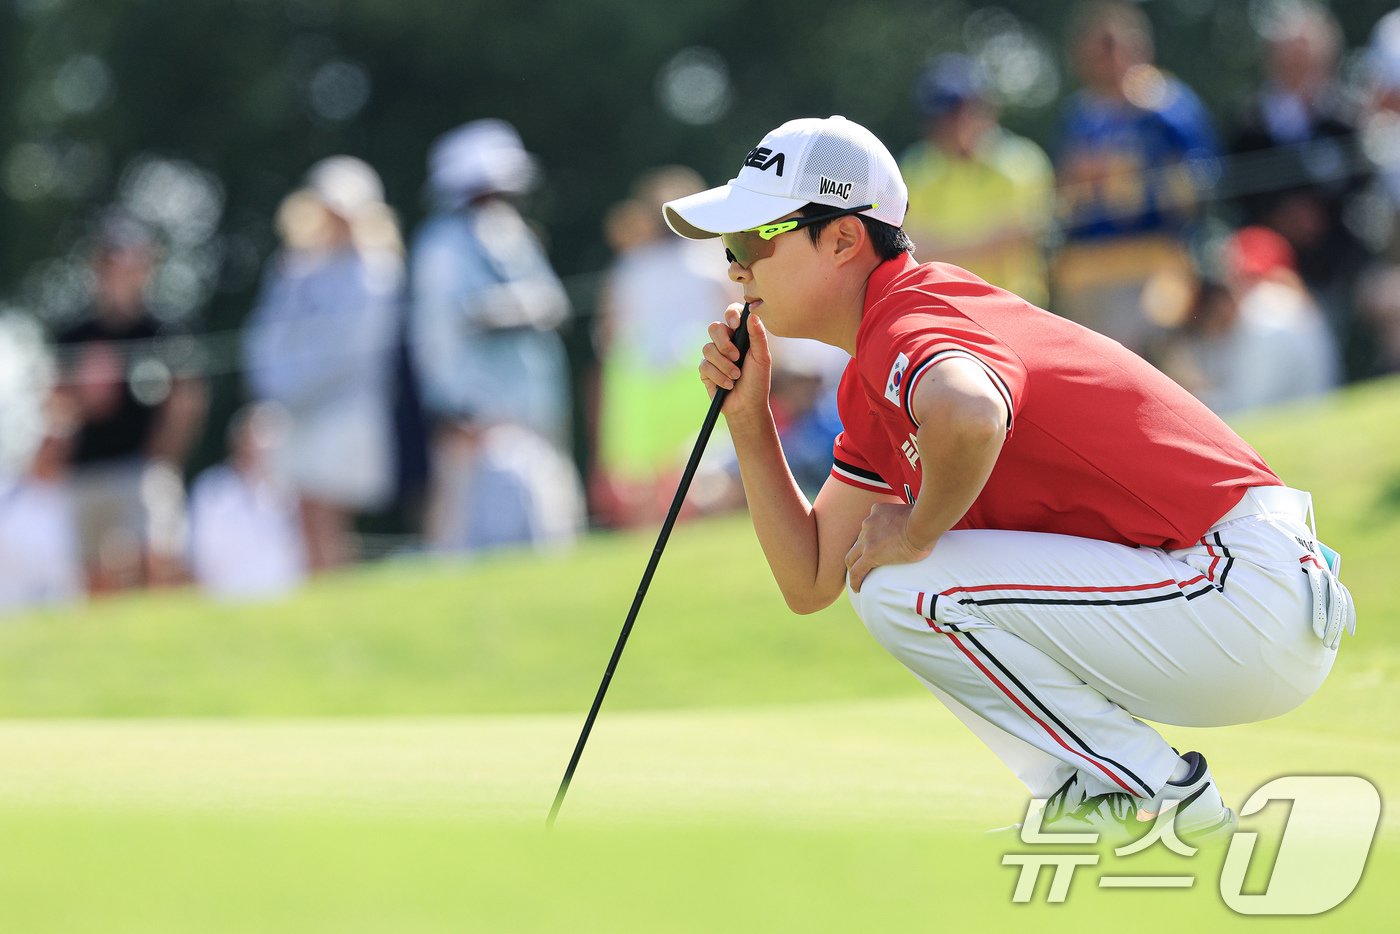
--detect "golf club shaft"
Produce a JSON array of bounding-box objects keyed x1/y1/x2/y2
[{"x1": 547, "y1": 305, "x2": 752, "y2": 828}]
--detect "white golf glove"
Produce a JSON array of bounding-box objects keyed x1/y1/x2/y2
[{"x1": 1303, "y1": 547, "x2": 1356, "y2": 650}]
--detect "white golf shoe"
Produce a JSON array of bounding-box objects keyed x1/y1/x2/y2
[
  {"x1": 1033, "y1": 750, "x2": 1236, "y2": 846},
  {"x1": 1149, "y1": 750, "x2": 1238, "y2": 843}
]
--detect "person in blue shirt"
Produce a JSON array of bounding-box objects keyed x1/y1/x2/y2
[
  {"x1": 409, "y1": 120, "x2": 572, "y2": 450},
  {"x1": 1053, "y1": 0, "x2": 1220, "y2": 353},
  {"x1": 408, "y1": 120, "x2": 581, "y2": 555}
]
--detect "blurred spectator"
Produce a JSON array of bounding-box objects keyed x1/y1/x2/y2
[
  {"x1": 243, "y1": 156, "x2": 402, "y2": 572},
  {"x1": 409, "y1": 119, "x2": 581, "y2": 553},
  {"x1": 1353, "y1": 10, "x2": 1400, "y2": 377},
  {"x1": 1158, "y1": 226, "x2": 1339, "y2": 416},
  {"x1": 592, "y1": 166, "x2": 741, "y2": 526},
  {"x1": 1366, "y1": 9, "x2": 1400, "y2": 226},
  {"x1": 766, "y1": 338, "x2": 847, "y2": 497},
  {"x1": 690, "y1": 339, "x2": 847, "y2": 514},
  {"x1": 187, "y1": 403, "x2": 306, "y2": 602},
  {"x1": 424, "y1": 422, "x2": 584, "y2": 555},
  {"x1": 0, "y1": 316, "x2": 51, "y2": 478},
  {"x1": 1227, "y1": 0, "x2": 1369, "y2": 374},
  {"x1": 0, "y1": 403, "x2": 82, "y2": 614},
  {"x1": 1053, "y1": 0, "x2": 1218, "y2": 352},
  {"x1": 1354, "y1": 265, "x2": 1400, "y2": 374},
  {"x1": 51, "y1": 213, "x2": 207, "y2": 592},
  {"x1": 902, "y1": 54, "x2": 1055, "y2": 305}
]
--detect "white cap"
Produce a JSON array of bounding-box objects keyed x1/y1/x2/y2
[
  {"x1": 663, "y1": 115, "x2": 907, "y2": 239},
  {"x1": 428, "y1": 119, "x2": 540, "y2": 205},
  {"x1": 305, "y1": 156, "x2": 385, "y2": 220}
]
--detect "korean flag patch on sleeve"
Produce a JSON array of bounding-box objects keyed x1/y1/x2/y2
[{"x1": 884, "y1": 352, "x2": 910, "y2": 407}]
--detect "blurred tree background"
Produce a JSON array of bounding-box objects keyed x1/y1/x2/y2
[{"x1": 1, "y1": 0, "x2": 1396, "y2": 483}]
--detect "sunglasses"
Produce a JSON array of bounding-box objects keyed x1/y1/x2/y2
[{"x1": 722, "y1": 203, "x2": 877, "y2": 268}]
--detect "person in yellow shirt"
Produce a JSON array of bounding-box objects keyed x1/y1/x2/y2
[{"x1": 901, "y1": 54, "x2": 1054, "y2": 306}]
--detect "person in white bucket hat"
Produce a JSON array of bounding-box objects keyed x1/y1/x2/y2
[
  {"x1": 671, "y1": 114, "x2": 1355, "y2": 844},
  {"x1": 408, "y1": 119, "x2": 581, "y2": 556}
]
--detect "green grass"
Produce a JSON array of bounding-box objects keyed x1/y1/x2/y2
[
  {"x1": 2, "y1": 811, "x2": 1393, "y2": 933},
  {"x1": 0, "y1": 698, "x2": 1394, "y2": 932},
  {"x1": 0, "y1": 699, "x2": 1394, "y2": 931},
  {"x1": 1, "y1": 375, "x2": 1398, "y2": 931},
  {"x1": 0, "y1": 526, "x2": 913, "y2": 716},
  {"x1": 1, "y1": 376, "x2": 1398, "y2": 720}
]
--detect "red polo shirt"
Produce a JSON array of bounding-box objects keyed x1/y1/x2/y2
[{"x1": 830, "y1": 254, "x2": 1280, "y2": 551}]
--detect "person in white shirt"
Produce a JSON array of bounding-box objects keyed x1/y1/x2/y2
[
  {"x1": 187, "y1": 403, "x2": 306, "y2": 601},
  {"x1": 1171, "y1": 226, "x2": 1340, "y2": 417},
  {"x1": 0, "y1": 413, "x2": 82, "y2": 614}
]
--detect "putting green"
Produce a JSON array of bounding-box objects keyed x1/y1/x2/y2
[
  {"x1": 0, "y1": 698, "x2": 1391, "y2": 831},
  {"x1": 0, "y1": 698, "x2": 1392, "y2": 931}
]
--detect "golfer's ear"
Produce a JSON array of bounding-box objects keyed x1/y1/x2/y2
[{"x1": 830, "y1": 216, "x2": 865, "y2": 263}]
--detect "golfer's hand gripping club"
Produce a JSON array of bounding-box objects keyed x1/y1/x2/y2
[{"x1": 547, "y1": 305, "x2": 751, "y2": 828}]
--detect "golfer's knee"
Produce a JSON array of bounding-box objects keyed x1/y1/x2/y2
[{"x1": 853, "y1": 568, "x2": 923, "y2": 648}]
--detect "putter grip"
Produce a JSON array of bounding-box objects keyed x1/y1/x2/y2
[
  {"x1": 717, "y1": 305, "x2": 752, "y2": 400},
  {"x1": 732, "y1": 305, "x2": 752, "y2": 359}
]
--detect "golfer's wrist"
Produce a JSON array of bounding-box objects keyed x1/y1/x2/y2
[
  {"x1": 904, "y1": 507, "x2": 943, "y2": 553},
  {"x1": 722, "y1": 401, "x2": 775, "y2": 439}
]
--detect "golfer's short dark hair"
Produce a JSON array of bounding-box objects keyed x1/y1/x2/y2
[{"x1": 798, "y1": 203, "x2": 914, "y2": 261}]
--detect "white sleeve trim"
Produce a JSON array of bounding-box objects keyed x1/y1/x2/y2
[
  {"x1": 903, "y1": 349, "x2": 1014, "y2": 432},
  {"x1": 832, "y1": 458, "x2": 893, "y2": 492}
]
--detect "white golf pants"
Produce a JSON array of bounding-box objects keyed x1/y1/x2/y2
[{"x1": 849, "y1": 486, "x2": 1340, "y2": 800}]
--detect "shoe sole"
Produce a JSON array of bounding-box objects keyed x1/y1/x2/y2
[{"x1": 1180, "y1": 806, "x2": 1238, "y2": 845}]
